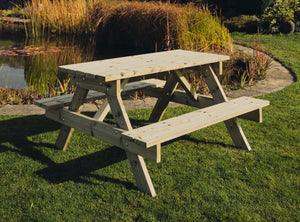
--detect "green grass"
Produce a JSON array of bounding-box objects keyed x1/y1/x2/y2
[{"x1": 0, "y1": 33, "x2": 299, "y2": 221}]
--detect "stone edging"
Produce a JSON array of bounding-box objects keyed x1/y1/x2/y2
[
  {"x1": 227, "y1": 45, "x2": 295, "y2": 98},
  {"x1": 0, "y1": 45, "x2": 295, "y2": 115}
]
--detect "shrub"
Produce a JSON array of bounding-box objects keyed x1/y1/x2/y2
[
  {"x1": 96, "y1": 1, "x2": 232, "y2": 53},
  {"x1": 262, "y1": 0, "x2": 300, "y2": 33},
  {"x1": 224, "y1": 15, "x2": 260, "y2": 33},
  {"x1": 223, "y1": 40, "x2": 272, "y2": 88},
  {"x1": 25, "y1": 0, "x2": 100, "y2": 36}
]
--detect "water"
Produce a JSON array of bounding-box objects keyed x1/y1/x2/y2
[
  {"x1": 0, "y1": 63, "x2": 26, "y2": 88},
  {"x1": 0, "y1": 28, "x2": 98, "y2": 92},
  {"x1": 0, "y1": 27, "x2": 140, "y2": 94}
]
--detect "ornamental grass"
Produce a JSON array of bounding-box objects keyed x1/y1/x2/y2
[{"x1": 25, "y1": 0, "x2": 233, "y2": 53}]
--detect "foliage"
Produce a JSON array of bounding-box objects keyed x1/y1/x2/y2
[
  {"x1": 25, "y1": 0, "x2": 232, "y2": 53},
  {"x1": 0, "y1": 87, "x2": 42, "y2": 105},
  {"x1": 222, "y1": 44, "x2": 271, "y2": 88},
  {"x1": 178, "y1": 4, "x2": 232, "y2": 52},
  {"x1": 224, "y1": 15, "x2": 260, "y2": 33},
  {"x1": 262, "y1": 0, "x2": 300, "y2": 32},
  {"x1": 25, "y1": 0, "x2": 101, "y2": 37},
  {"x1": 149, "y1": 0, "x2": 273, "y2": 16},
  {"x1": 0, "y1": 5, "x2": 26, "y2": 17}
]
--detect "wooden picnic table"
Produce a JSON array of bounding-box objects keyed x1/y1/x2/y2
[{"x1": 35, "y1": 49, "x2": 269, "y2": 197}]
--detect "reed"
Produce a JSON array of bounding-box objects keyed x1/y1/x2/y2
[
  {"x1": 178, "y1": 4, "x2": 233, "y2": 53},
  {"x1": 25, "y1": 0, "x2": 101, "y2": 36},
  {"x1": 96, "y1": 1, "x2": 232, "y2": 52},
  {"x1": 25, "y1": 0, "x2": 232, "y2": 52}
]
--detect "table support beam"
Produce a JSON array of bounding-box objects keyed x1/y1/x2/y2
[
  {"x1": 149, "y1": 72, "x2": 179, "y2": 123},
  {"x1": 107, "y1": 80, "x2": 157, "y2": 197},
  {"x1": 203, "y1": 65, "x2": 251, "y2": 151},
  {"x1": 173, "y1": 69, "x2": 198, "y2": 101},
  {"x1": 93, "y1": 79, "x2": 129, "y2": 121},
  {"x1": 55, "y1": 87, "x2": 89, "y2": 150}
]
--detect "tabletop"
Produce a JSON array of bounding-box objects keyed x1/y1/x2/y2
[{"x1": 58, "y1": 49, "x2": 230, "y2": 82}]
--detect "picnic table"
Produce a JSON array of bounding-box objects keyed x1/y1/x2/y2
[{"x1": 35, "y1": 50, "x2": 269, "y2": 197}]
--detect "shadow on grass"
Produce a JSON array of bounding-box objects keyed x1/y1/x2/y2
[
  {"x1": 0, "y1": 113, "x2": 234, "y2": 192},
  {"x1": 0, "y1": 115, "x2": 134, "y2": 190}
]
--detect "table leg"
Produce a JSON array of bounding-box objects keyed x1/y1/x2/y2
[
  {"x1": 107, "y1": 80, "x2": 156, "y2": 197},
  {"x1": 149, "y1": 72, "x2": 179, "y2": 122},
  {"x1": 55, "y1": 87, "x2": 89, "y2": 150},
  {"x1": 93, "y1": 79, "x2": 129, "y2": 121},
  {"x1": 203, "y1": 65, "x2": 251, "y2": 151}
]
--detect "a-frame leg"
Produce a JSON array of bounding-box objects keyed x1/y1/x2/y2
[
  {"x1": 203, "y1": 65, "x2": 251, "y2": 151},
  {"x1": 55, "y1": 87, "x2": 89, "y2": 150},
  {"x1": 149, "y1": 72, "x2": 179, "y2": 122},
  {"x1": 93, "y1": 79, "x2": 129, "y2": 121},
  {"x1": 93, "y1": 99, "x2": 110, "y2": 121},
  {"x1": 107, "y1": 80, "x2": 157, "y2": 197},
  {"x1": 173, "y1": 69, "x2": 198, "y2": 101}
]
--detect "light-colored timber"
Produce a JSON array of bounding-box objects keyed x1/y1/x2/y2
[
  {"x1": 34, "y1": 78, "x2": 166, "y2": 110},
  {"x1": 34, "y1": 50, "x2": 270, "y2": 197},
  {"x1": 122, "y1": 97, "x2": 269, "y2": 148},
  {"x1": 45, "y1": 108, "x2": 160, "y2": 162},
  {"x1": 146, "y1": 88, "x2": 264, "y2": 123},
  {"x1": 59, "y1": 50, "x2": 229, "y2": 82}
]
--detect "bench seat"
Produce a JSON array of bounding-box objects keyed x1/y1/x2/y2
[
  {"x1": 122, "y1": 96, "x2": 269, "y2": 148},
  {"x1": 34, "y1": 78, "x2": 166, "y2": 110}
]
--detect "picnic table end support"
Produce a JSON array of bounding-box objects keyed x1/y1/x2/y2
[
  {"x1": 204, "y1": 65, "x2": 252, "y2": 151},
  {"x1": 107, "y1": 80, "x2": 157, "y2": 197},
  {"x1": 55, "y1": 87, "x2": 89, "y2": 150}
]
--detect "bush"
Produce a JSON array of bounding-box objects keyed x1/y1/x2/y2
[
  {"x1": 96, "y1": 1, "x2": 232, "y2": 53},
  {"x1": 262, "y1": 0, "x2": 300, "y2": 33},
  {"x1": 224, "y1": 15, "x2": 260, "y2": 33}
]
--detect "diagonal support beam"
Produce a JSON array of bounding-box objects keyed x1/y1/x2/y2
[
  {"x1": 173, "y1": 69, "x2": 198, "y2": 101},
  {"x1": 149, "y1": 72, "x2": 179, "y2": 123},
  {"x1": 203, "y1": 65, "x2": 251, "y2": 151},
  {"x1": 55, "y1": 87, "x2": 89, "y2": 150},
  {"x1": 107, "y1": 80, "x2": 157, "y2": 197}
]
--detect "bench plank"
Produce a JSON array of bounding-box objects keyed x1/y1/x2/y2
[
  {"x1": 146, "y1": 88, "x2": 264, "y2": 123},
  {"x1": 122, "y1": 97, "x2": 269, "y2": 148},
  {"x1": 34, "y1": 78, "x2": 166, "y2": 110}
]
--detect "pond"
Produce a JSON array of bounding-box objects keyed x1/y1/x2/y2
[{"x1": 0, "y1": 26, "x2": 140, "y2": 94}]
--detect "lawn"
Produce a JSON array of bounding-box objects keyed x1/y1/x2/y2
[{"x1": 0, "y1": 33, "x2": 299, "y2": 221}]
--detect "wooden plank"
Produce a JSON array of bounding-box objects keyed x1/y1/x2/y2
[
  {"x1": 107, "y1": 80, "x2": 157, "y2": 197},
  {"x1": 211, "y1": 62, "x2": 223, "y2": 75},
  {"x1": 122, "y1": 96, "x2": 269, "y2": 148},
  {"x1": 58, "y1": 50, "x2": 230, "y2": 82},
  {"x1": 34, "y1": 78, "x2": 166, "y2": 110},
  {"x1": 34, "y1": 90, "x2": 105, "y2": 110},
  {"x1": 149, "y1": 72, "x2": 179, "y2": 122},
  {"x1": 55, "y1": 87, "x2": 89, "y2": 150},
  {"x1": 45, "y1": 108, "x2": 160, "y2": 162},
  {"x1": 93, "y1": 78, "x2": 129, "y2": 121},
  {"x1": 174, "y1": 69, "x2": 198, "y2": 101},
  {"x1": 93, "y1": 99, "x2": 110, "y2": 121},
  {"x1": 240, "y1": 108, "x2": 263, "y2": 123},
  {"x1": 203, "y1": 65, "x2": 228, "y2": 103},
  {"x1": 146, "y1": 88, "x2": 263, "y2": 123},
  {"x1": 146, "y1": 88, "x2": 215, "y2": 108}
]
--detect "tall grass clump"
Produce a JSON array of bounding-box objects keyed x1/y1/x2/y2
[
  {"x1": 96, "y1": 1, "x2": 232, "y2": 53},
  {"x1": 96, "y1": 1, "x2": 183, "y2": 51},
  {"x1": 25, "y1": 0, "x2": 232, "y2": 52},
  {"x1": 25, "y1": 0, "x2": 101, "y2": 37},
  {"x1": 178, "y1": 4, "x2": 233, "y2": 53}
]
